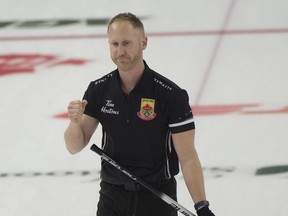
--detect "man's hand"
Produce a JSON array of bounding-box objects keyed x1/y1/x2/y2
[
  {"x1": 197, "y1": 206, "x2": 215, "y2": 216},
  {"x1": 67, "y1": 100, "x2": 88, "y2": 124}
]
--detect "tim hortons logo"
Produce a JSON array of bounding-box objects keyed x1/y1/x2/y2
[
  {"x1": 0, "y1": 54, "x2": 90, "y2": 76},
  {"x1": 101, "y1": 100, "x2": 120, "y2": 115}
]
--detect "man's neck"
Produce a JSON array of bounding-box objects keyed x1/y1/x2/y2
[{"x1": 119, "y1": 60, "x2": 145, "y2": 94}]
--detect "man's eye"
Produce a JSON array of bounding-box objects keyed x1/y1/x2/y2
[{"x1": 123, "y1": 41, "x2": 130, "y2": 46}]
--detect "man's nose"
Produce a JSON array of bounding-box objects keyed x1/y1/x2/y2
[{"x1": 117, "y1": 45, "x2": 126, "y2": 55}]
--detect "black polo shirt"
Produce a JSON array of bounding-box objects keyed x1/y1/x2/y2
[{"x1": 83, "y1": 61, "x2": 195, "y2": 184}]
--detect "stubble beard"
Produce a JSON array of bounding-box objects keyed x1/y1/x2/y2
[{"x1": 113, "y1": 53, "x2": 142, "y2": 72}]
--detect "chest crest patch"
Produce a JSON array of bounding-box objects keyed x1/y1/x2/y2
[{"x1": 137, "y1": 98, "x2": 157, "y2": 121}]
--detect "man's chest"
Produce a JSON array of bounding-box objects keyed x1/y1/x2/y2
[{"x1": 96, "y1": 90, "x2": 167, "y2": 131}]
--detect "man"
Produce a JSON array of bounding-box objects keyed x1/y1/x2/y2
[{"x1": 64, "y1": 13, "x2": 215, "y2": 216}]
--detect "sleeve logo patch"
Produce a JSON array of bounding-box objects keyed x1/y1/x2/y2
[{"x1": 137, "y1": 98, "x2": 157, "y2": 121}]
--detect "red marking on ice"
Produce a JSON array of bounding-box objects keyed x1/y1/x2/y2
[{"x1": 0, "y1": 54, "x2": 90, "y2": 76}]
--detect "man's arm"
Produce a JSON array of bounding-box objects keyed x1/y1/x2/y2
[
  {"x1": 172, "y1": 129, "x2": 206, "y2": 204},
  {"x1": 64, "y1": 100, "x2": 99, "y2": 154},
  {"x1": 173, "y1": 129, "x2": 216, "y2": 215}
]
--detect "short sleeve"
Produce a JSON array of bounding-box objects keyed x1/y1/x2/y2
[
  {"x1": 82, "y1": 81, "x2": 98, "y2": 119},
  {"x1": 168, "y1": 89, "x2": 195, "y2": 133}
]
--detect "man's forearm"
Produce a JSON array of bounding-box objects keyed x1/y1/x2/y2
[
  {"x1": 64, "y1": 122, "x2": 86, "y2": 154},
  {"x1": 181, "y1": 154, "x2": 206, "y2": 204}
]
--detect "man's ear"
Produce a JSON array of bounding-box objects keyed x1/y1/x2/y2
[{"x1": 142, "y1": 36, "x2": 148, "y2": 50}]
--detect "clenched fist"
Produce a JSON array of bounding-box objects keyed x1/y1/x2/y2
[{"x1": 67, "y1": 100, "x2": 88, "y2": 123}]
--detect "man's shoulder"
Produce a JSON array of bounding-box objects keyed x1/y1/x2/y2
[
  {"x1": 92, "y1": 70, "x2": 117, "y2": 87},
  {"x1": 149, "y1": 69, "x2": 182, "y2": 93}
]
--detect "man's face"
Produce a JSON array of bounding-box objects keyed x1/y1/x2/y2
[{"x1": 108, "y1": 20, "x2": 147, "y2": 72}]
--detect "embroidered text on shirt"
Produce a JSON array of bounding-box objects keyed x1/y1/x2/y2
[{"x1": 101, "y1": 100, "x2": 120, "y2": 115}]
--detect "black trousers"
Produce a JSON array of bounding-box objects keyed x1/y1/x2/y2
[{"x1": 97, "y1": 178, "x2": 178, "y2": 216}]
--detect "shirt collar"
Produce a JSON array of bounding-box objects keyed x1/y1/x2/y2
[{"x1": 115, "y1": 60, "x2": 151, "y2": 95}]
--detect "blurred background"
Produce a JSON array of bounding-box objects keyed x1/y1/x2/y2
[{"x1": 0, "y1": 0, "x2": 287, "y2": 215}]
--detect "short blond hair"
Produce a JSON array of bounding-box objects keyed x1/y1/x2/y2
[{"x1": 107, "y1": 12, "x2": 145, "y2": 36}]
